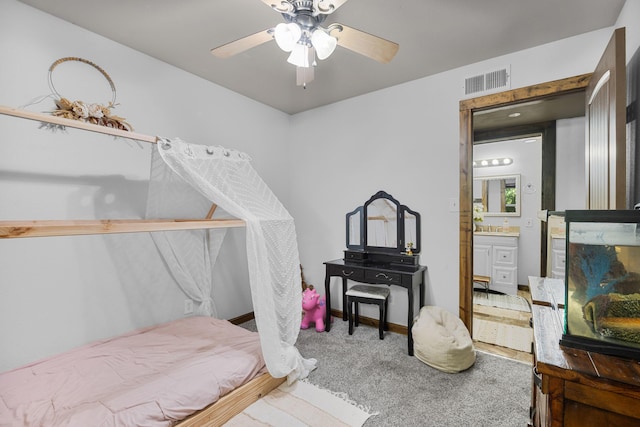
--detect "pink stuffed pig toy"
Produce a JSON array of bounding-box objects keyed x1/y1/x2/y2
[{"x1": 301, "y1": 288, "x2": 327, "y2": 332}]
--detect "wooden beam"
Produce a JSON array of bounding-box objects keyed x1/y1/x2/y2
[
  {"x1": 0, "y1": 219, "x2": 245, "y2": 239},
  {"x1": 0, "y1": 105, "x2": 158, "y2": 144},
  {"x1": 175, "y1": 373, "x2": 285, "y2": 427},
  {"x1": 205, "y1": 204, "x2": 218, "y2": 219}
]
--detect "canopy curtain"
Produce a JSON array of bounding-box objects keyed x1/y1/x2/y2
[
  {"x1": 154, "y1": 137, "x2": 316, "y2": 382},
  {"x1": 146, "y1": 148, "x2": 227, "y2": 317}
]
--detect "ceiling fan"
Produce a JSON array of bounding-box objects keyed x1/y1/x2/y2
[{"x1": 210, "y1": 0, "x2": 399, "y2": 87}]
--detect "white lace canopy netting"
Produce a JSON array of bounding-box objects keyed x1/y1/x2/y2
[{"x1": 147, "y1": 137, "x2": 316, "y2": 382}]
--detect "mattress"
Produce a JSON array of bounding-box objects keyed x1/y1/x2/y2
[{"x1": 0, "y1": 316, "x2": 266, "y2": 426}]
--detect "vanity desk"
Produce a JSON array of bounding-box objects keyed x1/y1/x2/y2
[{"x1": 324, "y1": 191, "x2": 427, "y2": 356}]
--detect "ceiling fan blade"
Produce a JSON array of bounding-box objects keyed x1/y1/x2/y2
[
  {"x1": 329, "y1": 24, "x2": 398, "y2": 64},
  {"x1": 259, "y1": 0, "x2": 294, "y2": 13},
  {"x1": 210, "y1": 29, "x2": 273, "y2": 58},
  {"x1": 315, "y1": 0, "x2": 350, "y2": 14}
]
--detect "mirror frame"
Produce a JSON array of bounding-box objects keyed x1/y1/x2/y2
[
  {"x1": 473, "y1": 173, "x2": 521, "y2": 217},
  {"x1": 345, "y1": 206, "x2": 364, "y2": 250}
]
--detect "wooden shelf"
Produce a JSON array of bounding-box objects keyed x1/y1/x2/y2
[
  {"x1": 0, "y1": 105, "x2": 158, "y2": 144},
  {"x1": 0, "y1": 219, "x2": 246, "y2": 239}
]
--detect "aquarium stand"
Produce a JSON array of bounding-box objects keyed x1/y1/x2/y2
[{"x1": 560, "y1": 334, "x2": 640, "y2": 361}]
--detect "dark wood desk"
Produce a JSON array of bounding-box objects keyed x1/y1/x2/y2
[
  {"x1": 323, "y1": 258, "x2": 427, "y2": 355},
  {"x1": 531, "y1": 303, "x2": 640, "y2": 426}
]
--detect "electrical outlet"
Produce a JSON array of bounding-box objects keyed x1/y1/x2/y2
[
  {"x1": 184, "y1": 299, "x2": 194, "y2": 315},
  {"x1": 448, "y1": 198, "x2": 459, "y2": 212}
]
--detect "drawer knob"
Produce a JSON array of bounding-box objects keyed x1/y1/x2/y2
[
  {"x1": 376, "y1": 272, "x2": 389, "y2": 280},
  {"x1": 342, "y1": 270, "x2": 354, "y2": 277}
]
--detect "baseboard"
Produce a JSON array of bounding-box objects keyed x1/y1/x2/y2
[
  {"x1": 330, "y1": 309, "x2": 408, "y2": 336},
  {"x1": 230, "y1": 310, "x2": 409, "y2": 336}
]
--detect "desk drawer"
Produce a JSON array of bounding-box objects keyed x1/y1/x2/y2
[
  {"x1": 344, "y1": 250, "x2": 367, "y2": 262},
  {"x1": 364, "y1": 269, "x2": 401, "y2": 285},
  {"x1": 328, "y1": 264, "x2": 364, "y2": 281},
  {"x1": 493, "y1": 246, "x2": 517, "y2": 267}
]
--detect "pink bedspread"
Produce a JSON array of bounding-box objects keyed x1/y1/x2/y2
[{"x1": 0, "y1": 317, "x2": 266, "y2": 426}]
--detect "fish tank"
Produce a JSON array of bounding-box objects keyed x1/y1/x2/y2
[{"x1": 560, "y1": 210, "x2": 640, "y2": 360}]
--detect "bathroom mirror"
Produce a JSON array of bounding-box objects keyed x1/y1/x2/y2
[
  {"x1": 473, "y1": 174, "x2": 521, "y2": 217},
  {"x1": 346, "y1": 190, "x2": 421, "y2": 253}
]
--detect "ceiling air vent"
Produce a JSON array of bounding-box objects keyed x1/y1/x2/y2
[{"x1": 463, "y1": 66, "x2": 511, "y2": 96}]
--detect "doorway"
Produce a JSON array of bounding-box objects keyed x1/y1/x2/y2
[{"x1": 458, "y1": 74, "x2": 592, "y2": 334}]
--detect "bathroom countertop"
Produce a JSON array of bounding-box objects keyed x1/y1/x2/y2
[{"x1": 474, "y1": 231, "x2": 520, "y2": 237}]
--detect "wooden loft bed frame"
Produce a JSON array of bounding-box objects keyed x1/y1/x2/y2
[{"x1": 0, "y1": 105, "x2": 286, "y2": 423}]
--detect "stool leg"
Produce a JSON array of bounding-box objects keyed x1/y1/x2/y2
[
  {"x1": 384, "y1": 297, "x2": 389, "y2": 331},
  {"x1": 347, "y1": 298, "x2": 354, "y2": 335},
  {"x1": 378, "y1": 301, "x2": 384, "y2": 340},
  {"x1": 354, "y1": 302, "x2": 360, "y2": 327}
]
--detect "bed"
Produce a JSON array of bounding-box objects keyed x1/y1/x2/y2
[
  {"x1": 0, "y1": 316, "x2": 284, "y2": 426},
  {"x1": 0, "y1": 106, "x2": 308, "y2": 426}
]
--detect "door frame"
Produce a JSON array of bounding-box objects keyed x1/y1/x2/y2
[{"x1": 458, "y1": 74, "x2": 592, "y2": 332}]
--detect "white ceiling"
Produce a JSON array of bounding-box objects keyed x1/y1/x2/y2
[{"x1": 18, "y1": 0, "x2": 625, "y2": 115}]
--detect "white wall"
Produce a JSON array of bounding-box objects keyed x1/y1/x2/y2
[
  {"x1": 556, "y1": 117, "x2": 587, "y2": 210},
  {"x1": 0, "y1": 0, "x2": 290, "y2": 372},
  {"x1": 617, "y1": 1, "x2": 640, "y2": 62},
  {"x1": 474, "y1": 138, "x2": 542, "y2": 286},
  {"x1": 287, "y1": 27, "x2": 620, "y2": 326}
]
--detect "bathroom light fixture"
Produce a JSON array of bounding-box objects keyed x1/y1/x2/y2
[{"x1": 473, "y1": 157, "x2": 513, "y2": 168}]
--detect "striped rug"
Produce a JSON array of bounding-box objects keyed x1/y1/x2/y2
[
  {"x1": 223, "y1": 380, "x2": 375, "y2": 427},
  {"x1": 473, "y1": 291, "x2": 531, "y2": 312}
]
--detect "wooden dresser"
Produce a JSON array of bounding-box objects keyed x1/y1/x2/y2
[{"x1": 529, "y1": 277, "x2": 640, "y2": 426}]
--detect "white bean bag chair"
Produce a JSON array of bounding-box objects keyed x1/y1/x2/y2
[{"x1": 412, "y1": 306, "x2": 476, "y2": 373}]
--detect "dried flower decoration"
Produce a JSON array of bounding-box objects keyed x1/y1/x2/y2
[{"x1": 48, "y1": 57, "x2": 132, "y2": 131}]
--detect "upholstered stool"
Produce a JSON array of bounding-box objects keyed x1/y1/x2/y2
[
  {"x1": 412, "y1": 306, "x2": 476, "y2": 373},
  {"x1": 346, "y1": 284, "x2": 390, "y2": 340}
]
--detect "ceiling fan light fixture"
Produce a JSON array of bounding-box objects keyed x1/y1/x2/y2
[
  {"x1": 287, "y1": 43, "x2": 315, "y2": 68},
  {"x1": 274, "y1": 22, "x2": 302, "y2": 52},
  {"x1": 311, "y1": 28, "x2": 337, "y2": 60}
]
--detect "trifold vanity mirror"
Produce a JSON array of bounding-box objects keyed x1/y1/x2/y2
[
  {"x1": 346, "y1": 190, "x2": 421, "y2": 255},
  {"x1": 473, "y1": 174, "x2": 521, "y2": 217}
]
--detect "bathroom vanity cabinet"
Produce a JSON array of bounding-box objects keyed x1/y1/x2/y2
[{"x1": 473, "y1": 233, "x2": 519, "y2": 295}]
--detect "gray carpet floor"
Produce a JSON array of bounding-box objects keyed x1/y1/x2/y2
[{"x1": 241, "y1": 317, "x2": 531, "y2": 427}]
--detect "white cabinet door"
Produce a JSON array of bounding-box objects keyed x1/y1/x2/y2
[
  {"x1": 473, "y1": 244, "x2": 492, "y2": 277},
  {"x1": 551, "y1": 237, "x2": 566, "y2": 280},
  {"x1": 474, "y1": 235, "x2": 519, "y2": 295}
]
